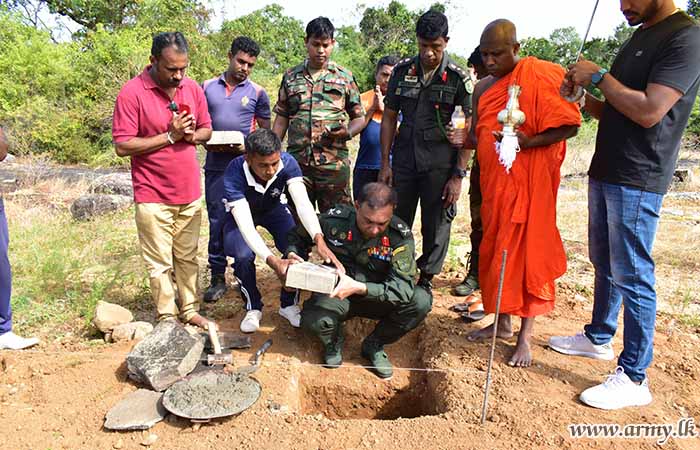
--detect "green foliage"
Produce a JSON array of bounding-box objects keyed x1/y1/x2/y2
[
  {"x1": 217, "y1": 5, "x2": 305, "y2": 75},
  {"x1": 688, "y1": 95, "x2": 700, "y2": 135},
  {"x1": 521, "y1": 22, "x2": 633, "y2": 69},
  {"x1": 44, "y1": 0, "x2": 140, "y2": 30},
  {"x1": 0, "y1": 2, "x2": 697, "y2": 167},
  {"x1": 688, "y1": 0, "x2": 700, "y2": 19}
]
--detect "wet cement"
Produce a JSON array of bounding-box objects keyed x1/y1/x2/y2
[{"x1": 162, "y1": 371, "x2": 261, "y2": 420}]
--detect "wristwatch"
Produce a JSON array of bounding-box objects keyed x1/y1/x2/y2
[
  {"x1": 591, "y1": 68, "x2": 608, "y2": 87},
  {"x1": 453, "y1": 167, "x2": 468, "y2": 179}
]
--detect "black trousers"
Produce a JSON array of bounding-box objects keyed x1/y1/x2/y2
[
  {"x1": 393, "y1": 167, "x2": 456, "y2": 276},
  {"x1": 352, "y1": 167, "x2": 380, "y2": 201},
  {"x1": 469, "y1": 158, "x2": 482, "y2": 269}
]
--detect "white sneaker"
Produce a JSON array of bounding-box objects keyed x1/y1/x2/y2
[
  {"x1": 0, "y1": 332, "x2": 40, "y2": 350},
  {"x1": 580, "y1": 366, "x2": 652, "y2": 410},
  {"x1": 548, "y1": 332, "x2": 614, "y2": 360},
  {"x1": 278, "y1": 305, "x2": 301, "y2": 328},
  {"x1": 240, "y1": 310, "x2": 262, "y2": 333}
]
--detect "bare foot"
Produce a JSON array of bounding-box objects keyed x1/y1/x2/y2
[
  {"x1": 508, "y1": 338, "x2": 532, "y2": 367},
  {"x1": 466, "y1": 315, "x2": 513, "y2": 342},
  {"x1": 187, "y1": 314, "x2": 216, "y2": 330},
  {"x1": 508, "y1": 317, "x2": 534, "y2": 367}
]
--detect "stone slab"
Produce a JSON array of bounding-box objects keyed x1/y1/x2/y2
[
  {"x1": 126, "y1": 320, "x2": 205, "y2": 392},
  {"x1": 104, "y1": 389, "x2": 166, "y2": 431}
]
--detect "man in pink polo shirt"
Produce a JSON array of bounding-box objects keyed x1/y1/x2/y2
[{"x1": 112, "y1": 32, "x2": 213, "y2": 328}]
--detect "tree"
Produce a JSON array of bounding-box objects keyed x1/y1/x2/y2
[
  {"x1": 42, "y1": 0, "x2": 139, "y2": 31},
  {"x1": 217, "y1": 5, "x2": 305, "y2": 75},
  {"x1": 688, "y1": 0, "x2": 700, "y2": 19},
  {"x1": 520, "y1": 27, "x2": 580, "y2": 67}
]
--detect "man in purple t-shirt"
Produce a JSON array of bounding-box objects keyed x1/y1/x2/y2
[
  {"x1": 112, "y1": 32, "x2": 213, "y2": 329},
  {"x1": 201, "y1": 36, "x2": 272, "y2": 303}
]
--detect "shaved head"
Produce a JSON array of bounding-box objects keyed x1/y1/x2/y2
[
  {"x1": 479, "y1": 19, "x2": 520, "y2": 78},
  {"x1": 480, "y1": 19, "x2": 518, "y2": 46}
]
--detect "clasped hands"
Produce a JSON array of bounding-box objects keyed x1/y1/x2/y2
[{"x1": 168, "y1": 111, "x2": 196, "y2": 143}]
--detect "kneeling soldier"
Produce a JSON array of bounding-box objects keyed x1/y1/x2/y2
[{"x1": 287, "y1": 182, "x2": 432, "y2": 378}]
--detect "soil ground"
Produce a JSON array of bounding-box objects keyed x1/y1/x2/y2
[{"x1": 1, "y1": 273, "x2": 699, "y2": 450}]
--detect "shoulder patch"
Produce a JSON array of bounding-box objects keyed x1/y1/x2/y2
[
  {"x1": 464, "y1": 78, "x2": 474, "y2": 95},
  {"x1": 389, "y1": 217, "x2": 412, "y2": 237},
  {"x1": 396, "y1": 57, "x2": 413, "y2": 68},
  {"x1": 448, "y1": 63, "x2": 469, "y2": 81},
  {"x1": 324, "y1": 205, "x2": 352, "y2": 219}
]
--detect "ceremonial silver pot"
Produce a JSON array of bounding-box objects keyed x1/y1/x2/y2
[{"x1": 497, "y1": 85, "x2": 526, "y2": 133}]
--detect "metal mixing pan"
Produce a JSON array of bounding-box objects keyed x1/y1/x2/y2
[{"x1": 162, "y1": 339, "x2": 272, "y2": 421}]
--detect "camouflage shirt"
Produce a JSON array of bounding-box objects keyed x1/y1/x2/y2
[
  {"x1": 286, "y1": 204, "x2": 417, "y2": 305},
  {"x1": 274, "y1": 60, "x2": 364, "y2": 168}
]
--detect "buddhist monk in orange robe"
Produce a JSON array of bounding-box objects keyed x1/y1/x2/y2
[{"x1": 465, "y1": 20, "x2": 581, "y2": 367}]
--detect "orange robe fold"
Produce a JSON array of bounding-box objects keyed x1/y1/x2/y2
[{"x1": 476, "y1": 57, "x2": 581, "y2": 317}]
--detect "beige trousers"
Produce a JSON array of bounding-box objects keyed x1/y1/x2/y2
[{"x1": 135, "y1": 201, "x2": 202, "y2": 322}]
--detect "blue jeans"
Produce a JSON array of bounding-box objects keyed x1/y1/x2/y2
[
  {"x1": 205, "y1": 170, "x2": 228, "y2": 276},
  {"x1": 584, "y1": 179, "x2": 663, "y2": 382},
  {"x1": 223, "y1": 204, "x2": 298, "y2": 311},
  {"x1": 0, "y1": 198, "x2": 12, "y2": 335}
]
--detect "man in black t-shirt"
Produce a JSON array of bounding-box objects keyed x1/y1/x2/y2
[{"x1": 550, "y1": 1, "x2": 700, "y2": 411}]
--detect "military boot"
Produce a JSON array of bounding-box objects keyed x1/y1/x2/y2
[
  {"x1": 204, "y1": 274, "x2": 227, "y2": 303},
  {"x1": 323, "y1": 329, "x2": 345, "y2": 368},
  {"x1": 453, "y1": 253, "x2": 479, "y2": 296},
  {"x1": 361, "y1": 337, "x2": 393, "y2": 379}
]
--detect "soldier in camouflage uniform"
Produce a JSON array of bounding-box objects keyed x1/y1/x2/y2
[
  {"x1": 379, "y1": 10, "x2": 473, "y2": 290},
  {"x1": 287, "y1": 183, "x2": 432, "y2": 379},
  {"x1": 272, "y1": 17, "x2": 365, "y2": 213}
]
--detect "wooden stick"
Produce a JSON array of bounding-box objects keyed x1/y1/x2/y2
[{"x1": 481, "y1": 250, "x2": 508, "y2": 425}]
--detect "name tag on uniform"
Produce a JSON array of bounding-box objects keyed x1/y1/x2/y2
[{"x1": 404, "y1": 75, "x2": 418, "y2": 83}]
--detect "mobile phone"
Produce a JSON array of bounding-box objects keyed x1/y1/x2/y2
[
  {"x1": 325, "y1": 121, "x2": 343, "y2": 133},
  {"x1": 178, "y1": 103, "x2": 191, "y2": 116}
]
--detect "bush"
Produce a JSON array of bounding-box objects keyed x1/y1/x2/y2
[{"x1": 687, "y1": 95, "x2": 700, "y2": 135}]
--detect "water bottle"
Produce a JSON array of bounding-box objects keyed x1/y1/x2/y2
[{"x1": 451, "y1": 105, "x2": 466, "y2": 129}]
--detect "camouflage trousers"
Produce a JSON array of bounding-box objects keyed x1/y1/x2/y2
[{"x1": 300, "y1": 160, "x2": 352, "y2": 213}]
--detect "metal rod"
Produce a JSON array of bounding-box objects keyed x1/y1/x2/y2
[
  {"x1": 480, "y1": 250, "x2": 508, "y2": 425},
  {"x1": 574, "y1": 0, "x2": 601, "y2": 62}
]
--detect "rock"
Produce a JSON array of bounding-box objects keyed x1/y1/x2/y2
[
  {"x1": 104, "y1": 389, "x2": 166, "y2": 431},
  {"x1": 113, "y1": 438, "x2": 124, "y2": 449},
  {"x1": 90, "y1": 172, "x2": 133, "y2": 197},
  {"x1": 70, "y1": 194, "x2": 132, "y2": 221},
  {"x1": 126, "y1": 320, "x2": 205, "y2": 391},
  {"x1": 112, "y1": 322, "x2": 154, "y2": 342},
  {"x1": 93, "y1": 301, "x2": 133, "y2": 333},
  {"x1": 140, "y1": 433, "x2": 158, "y2": 447},
  {"x1": 673, "y1": 167, "x2": 693, "y2": 184}
]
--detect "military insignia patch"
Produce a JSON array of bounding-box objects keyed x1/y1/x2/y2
[
  {"x1": 241, "y1": 96, "x2": 250, "y2": 106},
  {"x1": 339, "y1": 232, "x2": 347, "y2": 240},
  {"x1": 464, "y1": 78, "x2": 475, "y2": 95},
  {"x1": 404, "y1": 75, "x2": 418, "y2": 83}
]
